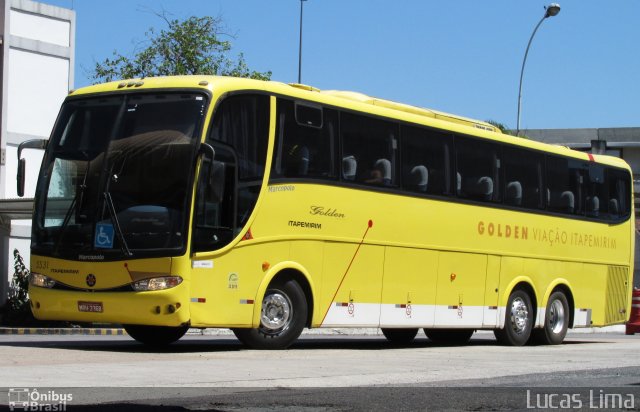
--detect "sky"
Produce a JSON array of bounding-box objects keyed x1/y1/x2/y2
[{"x1": 40, "y1": 0, "x2": 640, "y2": 131}]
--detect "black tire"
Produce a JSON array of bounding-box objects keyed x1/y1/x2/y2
[
  {"x1": 381, "y1": 328, "x2": 419, "y2": 344},
  {"x1": 124, "y1": 324, "x2": 189, "y2": 346},
  {"x1": 424, "y1": 328, "x2": 474, "y2": 345},
  {"x1": 530, "y1": 291, "x2": 570, "y2": 345},
  {"x1": 494, "y1": 289, "x2": 534, "y2": 346},
  {"x1": 232, "y1": 279, "x2": 308, "y2": 350}
]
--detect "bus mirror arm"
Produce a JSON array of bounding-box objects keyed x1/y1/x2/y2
[
  {"x1": 198, "y1": 143, "x2": 215, "y2": 161},
  {"x1": 16, "y1": 139, "x2": 47, "y2": 197}
]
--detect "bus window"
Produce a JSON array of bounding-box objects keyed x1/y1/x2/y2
[
  {"x1": 341, "y1": 112, "x2": 398, "y2": 186},
  {"x1": 584, "y1": 164, "x2": 605, "y2": 218},
  {"x1": 272, "y1": 99, "x2": 336, "y2": 179},
  {"x1": 295, "y1": 102, "x2": 323, "y2": 128},
  {"x1": 546, "y1": 156, "x2": 585, "y2": 215},
  {"x1": 607, "y1": 168, "x2": 631, "y2": 219},
  {"x1": 209, "y1": 95, "x2": 269, "y2": 181},
  {"x1": 401, "y1": 125, "x2": 452, "y2": 196},
  {"x1": 503, "y1": 146, "x2": 544, "y2": 209},
  {"x1": 455, "y1": 136, "x2": 501, "y2": 203}
]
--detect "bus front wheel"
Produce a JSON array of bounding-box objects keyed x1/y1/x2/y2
[
  {"x1": 124, "y1": 324, "x2": 189, "y2": 346},
  {"x1": 530, "y1": 291, "x2": 569, "y2": 345},
  {"x1": 381, "y1": 328, "x2": 418, "y2": 344},
  {"x1": 232, "y1": 279, "x2": 308, "y2": 350},
  {"x1": 494, "y1": 289, "x2": 534, "y2": 346}
]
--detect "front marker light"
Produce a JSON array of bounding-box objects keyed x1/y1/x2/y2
[
  {"x1": 30, "y1": 272, "x2": 56, "y2": 288},
  {"x1": 132, "y1": 276, "x2": 183, "y2": 292}
]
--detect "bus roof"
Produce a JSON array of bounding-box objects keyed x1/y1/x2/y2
[
  {"x1": 69, "y1": 75, "x2": 631, "y2": 171},
  {"x1": 70, "y1": 76, "x2": 498, "y2": 132},
  {"x1": 314, "y1": 89, "x2": 499, "y2": 134}
]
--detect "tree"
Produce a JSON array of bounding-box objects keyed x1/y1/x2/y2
[
  {"x1": 486, "y1": 120, "x2": 510, "y2": 134},
  {"x1": 1, "y1": 249, "x2": 75, "y2": 327},
  {"x1": 1, "y1": 249, "x2": 33, "y2": 325},
  {"x1": 91, "y1": 14, "x2": 271, "y2": 83},
  {"x1": 486, "y1": 120, "x2": 527, "y2": 138}
]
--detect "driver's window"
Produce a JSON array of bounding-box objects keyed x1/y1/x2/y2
[
  {"x1": 193, "y1": 145, "x2": 236, "y2": 253},
  {"x1": 192, "y1": 94, "x2": 269, "y2": 253}
]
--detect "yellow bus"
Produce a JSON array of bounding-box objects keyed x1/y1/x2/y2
[{"x1": 20, "y1": 76, "x2": 634, "y2": 349}]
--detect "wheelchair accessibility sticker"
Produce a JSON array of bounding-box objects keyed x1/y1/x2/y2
[{"x1": 94, "y1": 223, "x2": 115, "y2": 249}]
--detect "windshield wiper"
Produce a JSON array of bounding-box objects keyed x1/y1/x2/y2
[{"x1": 103, "y1": 191, "x2": 132, "y2": 257}]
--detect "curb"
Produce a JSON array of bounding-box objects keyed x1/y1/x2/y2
[{"x1": 0, "y1": 327, "x2": 126, "y2": 335}]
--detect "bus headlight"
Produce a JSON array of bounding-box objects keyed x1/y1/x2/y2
[
  {"x1": 30, "y1": 273, "x2": 56, "y2": 288},
  {"x1": 132, "y1": 276, "x2": 183, "y2": 292}
]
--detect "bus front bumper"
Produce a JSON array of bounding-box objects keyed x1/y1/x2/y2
[{"x1": 29, "y1": 284, "x2": 190, "y2": 327}]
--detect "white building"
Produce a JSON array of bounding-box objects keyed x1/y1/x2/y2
[{"x1": 0, "y1": 0, "x2": 75, "y2": 304}]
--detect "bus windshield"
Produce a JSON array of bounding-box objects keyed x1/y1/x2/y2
[{"x1": 32, "y1": 92, "x2": 207, "y2": 260}]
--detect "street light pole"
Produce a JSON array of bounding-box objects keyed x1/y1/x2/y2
[
  {"x1": 298, "y1": 0, "x2": 307, "y2": 84},
  {"x1": 516, "y1": 3, "x2": 561, "y2": 136}
]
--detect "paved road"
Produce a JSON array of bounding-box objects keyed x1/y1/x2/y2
[{"x1": 0, "y1": 331, "x2": 639, "y2": 410}]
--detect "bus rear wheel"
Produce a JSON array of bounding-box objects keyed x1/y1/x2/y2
[
  {"x1": 424, "y1": 329, "x2": 474, "y2": 345},
  {"x1": 494, "y1": 289, "x2": 533, "y2": 346},
  {"x1": 232, "y1": 279, "x2": 307, "y2": 350},
  {"x1": 124, "y1": 324, "x2": 189, "y2": 346},
  {"x1": 381, "y1": 328, "x2": 418, "y2": 344},
  {"x1": 530, "y1": 291, "x2": 569, "y2": 345}
]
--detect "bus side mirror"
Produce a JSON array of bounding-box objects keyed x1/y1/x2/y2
[
  {"x1": 16, "y1": 139, "x2": 47, "y2": 197},
  {"x1": 17, "y1": 159, "x2": 26, "y2": 197},
  {"x1": 207, "y1": 161, "x2": 226, "y2": 203},
  {"x1": 197, "y1": 142, "x2": 225, "y2": 202}
]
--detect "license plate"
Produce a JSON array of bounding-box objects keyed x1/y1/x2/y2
[{"x1": 78, "y1": 301, "x2": 103, "y2": 313}]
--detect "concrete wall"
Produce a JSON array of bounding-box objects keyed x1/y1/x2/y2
[
  {"x1": 0, "y1": 0, "x2": 74, "y2": 305},
  {"x1": 622, "y1": 149, "x2": 640, "y2": 179}
]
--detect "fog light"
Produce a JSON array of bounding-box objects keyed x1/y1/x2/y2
[
  {"x1": 132, "y1": 276, "x2": 183, "y2": 292},
  {"x1": 30, "y1": 273, "x2": 56, "y2": 288}
]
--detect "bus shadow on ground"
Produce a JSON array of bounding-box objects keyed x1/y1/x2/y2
[{"x1": 0, "y1": 334, "x2": 603, "y2": 353}]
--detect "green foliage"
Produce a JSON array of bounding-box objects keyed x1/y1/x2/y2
[
  {"x1": 8, "y1": 249, "x2": 29, "y2": 312},
  {"x1": 486, "y1": 120, "x2": 509, "y2": 134},
  {"x1": 91, "y1": 14, "x2": 271, "y2": 83},
  {"x1": 486, "y1": 120, "x2": 528, "y2": 138},
  {"x1": 2, "y1": 249, "x2": 34, "y2": 325},
  {"x1": 2, "y1": 249, "x2": 77, "y2": 327}
]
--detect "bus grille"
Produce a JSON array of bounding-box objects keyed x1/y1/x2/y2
[{"x1": 605, "y1": 266, "x2": 629, "y2": 324}]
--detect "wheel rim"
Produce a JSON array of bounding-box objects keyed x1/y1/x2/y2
[
  {"x1": 260, "y1": 291, "x2": 292, "y2": 334},
  {"x1": 548, "y1": 299, "x2": 566, "y2": 334},
  {"x1": 509, "y1": 297, "x2": 529, "y2": 335}
]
